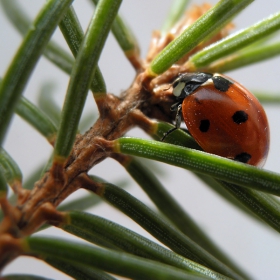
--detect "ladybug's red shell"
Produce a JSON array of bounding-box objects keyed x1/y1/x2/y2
[{"x1": 181, "y1": 74, "x2": 269, "y2": 167}]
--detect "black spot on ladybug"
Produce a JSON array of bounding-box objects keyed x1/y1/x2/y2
[
  {"x1": 234, "y1": 152, "x2": 251, "y2": 163},
  {"x1": 232, "y1": 110, "x2": 248, "y2": 124},
  {"x1": 212, "y1": 76, "x2": 232, "y2": 92},
  {"x1": 199, "y1": 119, "x2": 210, "y2": 132}
]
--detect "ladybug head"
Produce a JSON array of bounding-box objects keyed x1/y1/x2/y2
[{"x1": 172, "y1": 72, "x2": 212, "y2": 99}]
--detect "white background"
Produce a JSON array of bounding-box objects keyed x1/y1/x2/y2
[{"x1": 1, "y1": 0, "x2": 280, "y2": 279}]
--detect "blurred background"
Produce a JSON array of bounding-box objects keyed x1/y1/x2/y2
[{"x1": 1, "y1": 0, "x2": 280, "y2": 279}]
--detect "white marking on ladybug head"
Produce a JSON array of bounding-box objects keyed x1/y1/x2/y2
[{"x1": 173, "y1": 82, "x2": 185, "y2": 97}]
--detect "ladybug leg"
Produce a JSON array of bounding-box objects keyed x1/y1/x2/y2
[
  {"x1": 161, "y1": 103, "x2": 182, "y2": 141},
  {"x1": 174, "y1": 103, "x2": 182, "y2": 128},
  {"x1": 170, "y1": 101, "x2": 181, "y2": 111}
]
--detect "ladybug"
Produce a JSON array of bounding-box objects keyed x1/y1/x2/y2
[{"x1": 162, "y1": 72, "x2": 269, "y2": 167}]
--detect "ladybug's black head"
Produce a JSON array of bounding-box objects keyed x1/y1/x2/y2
[{"x1": 172, "y1": 72, "x2": 213, "y2": 99}]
